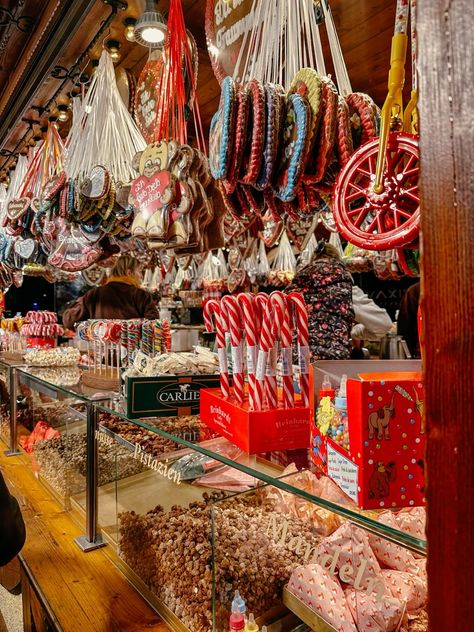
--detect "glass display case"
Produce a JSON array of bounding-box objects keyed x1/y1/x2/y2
[
  {"x1": 1, "y1": 365, "x2": 428, "y2": 630},
  {"x1": 94, "y1": 400, "x2": 427, "y2": 632},
  {"x1": 212, "y1": 479, "x2": 428, "y2": 632},
  {"x1": 0, "y1": 358, "x2": 17, "y2": 448},
  {"x1": 9, "y1": 366, "x2": 116, "y2": 550}
]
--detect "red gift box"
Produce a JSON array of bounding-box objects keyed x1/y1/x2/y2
[
  {"x1": 200, "y1": 388, "x2": 311, "y2": 454},
  {"x1": 311, "y1": 361, "x2": 425, "y2": 510}
]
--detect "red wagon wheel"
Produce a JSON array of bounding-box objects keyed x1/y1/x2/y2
[{"x1": 333, "y1": 132, "x2": 420, "y2": 250}]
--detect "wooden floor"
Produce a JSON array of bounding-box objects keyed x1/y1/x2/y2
[{"x1": 0, "y1": 446, "x2": 169, "y2": 632}]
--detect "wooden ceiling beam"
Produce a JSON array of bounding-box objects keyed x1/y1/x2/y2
[{"x1": 0, "y1": 0, "x2": 100, "y2": 150}]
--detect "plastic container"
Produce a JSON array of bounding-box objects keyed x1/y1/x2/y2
[{"x1": 229, "y1": 610, "x2": 245, "y2": 631}]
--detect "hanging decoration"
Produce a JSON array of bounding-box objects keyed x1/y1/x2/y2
[
  {"x1": 130, "y1": 0, "x2": 225, "y2": 254},
  {"x1": 333, "y1": 0, "x2": 420, "y2": 251},
  {"x1": 207, "y1": 0, "x2": 381, "y2": 263}
]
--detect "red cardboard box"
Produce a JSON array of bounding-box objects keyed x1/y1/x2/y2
[
  {"x1": 311, "y1": 361, "x2": 425, "y2": 510},
  {"x1": 200, "y1": 388, "x2": 310, "y2": 454}
]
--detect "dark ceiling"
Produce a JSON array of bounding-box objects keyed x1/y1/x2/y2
[{"x1": 0, "y1": 0, "x2": 405, "y2": 182}]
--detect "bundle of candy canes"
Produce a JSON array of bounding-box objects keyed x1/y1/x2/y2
[
  {"x1": 21, "y1": 311, "x2": 64, "y2": 338},
  {"x1": 203, "y1": 291, "x2": 310, "y2": 410},
  {"x1": 76, "y1": 319, "x2": 171, "y2": 376}
]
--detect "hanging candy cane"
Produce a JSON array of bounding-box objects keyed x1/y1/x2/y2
[
  {"x1": 255, "y1": 296, "x2": 278, "y2": 409},
  {"x1": 221, "y1": 295, "x2": 245, "y2": 404},
  {"x1": 237, "y1": 293, "x2": 260, "y2": 410},
  {"x1": 270, "y1": 291, "x2": 294, "y2": 408},
  {"x1": 287, "y1": 292, "x2": 310, "y2": 407},
  {"x1": 203, "y1": 299, "x2": 230, "y2": 399}
]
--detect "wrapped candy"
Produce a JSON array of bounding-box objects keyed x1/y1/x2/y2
[
  {"x1": 288, "y1": 563, "x2": 357, "y2": 631},
  {"x1": 316, "y1": 522, "x2": 381, "y2": 592},
  {"x1": 344, "y1": 587, "x2": 405, "y2": 632},
  {"x1": 369, "y1": 511, "x2": 421, "y2": 575},
  {"x1": 380, "y1": 570, "x2": 427, "y2": 612}
]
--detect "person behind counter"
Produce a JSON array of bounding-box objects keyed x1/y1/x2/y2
[
  {"x1": 397, "y1": 281, "x2": 421, "y2": 357},
  {"x1": 62, "y1": 255, "x2": 159, "y2": 329}
]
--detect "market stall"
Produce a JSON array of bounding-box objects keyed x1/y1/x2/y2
[{"x1": 0, "y1": 0, "x2": 451, "y2": 631}]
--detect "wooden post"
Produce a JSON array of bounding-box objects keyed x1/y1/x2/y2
[{"x1": 418, "y1": 0, "x2": 474, "y2": 627}]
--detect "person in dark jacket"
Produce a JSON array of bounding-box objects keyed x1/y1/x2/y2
[
  {"x1": 287, "y1": 240, "x2": 355, "y2": 360},
  {"x1": 397, "y1": 281, "x2": 421, "y2": 357},
  {"x1": 62, "y1": 255, "x2": 159, "y2": 329},
  {"x1": 0, "y1": 471, "x2": 26, "y2": 567}
]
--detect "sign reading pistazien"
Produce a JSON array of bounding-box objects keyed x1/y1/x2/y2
[{"x1": 95, "y1": 429, "x2": 181, "y2": 485}]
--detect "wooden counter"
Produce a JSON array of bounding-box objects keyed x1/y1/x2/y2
[{"x1": 0, "y1": 448, "x2": 169, "y2": 632}]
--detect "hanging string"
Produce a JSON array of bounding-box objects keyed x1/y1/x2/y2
[
  {"x1": 410, "y1": 0, "x2": 417, "y2": 91},
  {"x1": 66, "y1": 50, "x2": 145, "y2": 182},
  {"x1": 321, "y1": 0, "x2": 352, "y2": 95}
]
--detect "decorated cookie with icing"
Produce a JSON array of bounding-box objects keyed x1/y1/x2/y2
[
  {"x1": 289, "y1": 67, "x2": 323, "y2": 156},
  {"x1": 223, "y1": 84, "x2": 249, "y2": 193},
  {"x1": 307, "y1": 77, "x2": 338, "y2": 184},
  {"x1": 258, "y1": 195, "x2": 284, "y2": 247},
  {"x1": 256, "y1": 83, "x2": 286, "y2": 191},
  {"x1": 274, "y1": 93, "x2": 312, "y2": 202},
  {"x1": 238, "y1": 79, "x2": 265, "y2": 186},
  {"x1": 209, "y1": 76, "x2": 235, "y2": 179},
  {"x1": 346, "y1": 92, "x2": 379, "y2": 148},
  {"x1": 335, "y1": 95, "x2": 354, "y2": 167}
]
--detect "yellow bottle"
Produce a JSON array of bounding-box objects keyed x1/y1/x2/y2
[{"x1": 244, "y1": 614, "x2": 259, "y2": 632}]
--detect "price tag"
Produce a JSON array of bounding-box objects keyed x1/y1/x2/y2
[
  {"x1": 281, "y1": 347, "x2": 292, "y2": 375},
  {"x1": 256, "y1": 350, "x2": 268, "y2": 382},
  {"x1": 299, "y1": 345, "x2": 310, "y2": 374},
  {"x1": 246, "y1": 344, "x2": 257, "y2": 374},
  {"x1": 266, "y1": 346, "x2": 277, "y2": 377},
  {"x1": 218, "y1": 347, "x2": 228, "y2": 371},
  {"x1": 231, "y1": 345, "x2": 243, "y2": 374}
]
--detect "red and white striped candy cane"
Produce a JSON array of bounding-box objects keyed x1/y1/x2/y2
[
  {"x1": 203, "y1": 299, "x2": 230, "y2": 398},
  {"x1": 287, "y1": 291, "x2": 310, "y2": 407},
  {"x1": 221, "y1": 295, "x2": 245, "y2": 404},
  {"x1": 237, "y1": 293, "x2": 260, "y2": 410},
  {"x1": 255, "y1": 295, "x2": 278, "y2": 409},
  {"x1": 270, "y1": 291, "x2": 294, "y2": 408}
]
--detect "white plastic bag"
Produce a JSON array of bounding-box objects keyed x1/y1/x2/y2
[{"x1": 268, "y1": 230, "x2": 296, "y2": 286}]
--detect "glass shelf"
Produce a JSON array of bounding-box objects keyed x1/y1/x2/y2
[
  {"x1": 16, "y1": 366, "x2": 115, "y2": 404},
  {"x1": 95, "y1": 398, "x2": 427, "y2": 554}
]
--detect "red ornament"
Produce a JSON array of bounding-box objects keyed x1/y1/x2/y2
[{"x1": 333, "y1": 132, "x2": 420, "y2": 250}]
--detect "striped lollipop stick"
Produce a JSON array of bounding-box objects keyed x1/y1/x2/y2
[
  {"x1": 237, "y1": 293, "x2": 260, "y2": 410},
  {"x1": 254, "y1": 294, "x2": 270, "y2": 409},
  {"x1": 270, "y1": 291, "x2": 295, "y2": 408},
  {"x1": 203, "y1": 299, "x2": 230, "y2": 399},
  {"x1": 221, "y1": 295, "x2": 245, "y2": 404},
  {"x1": 256, "y1": 297, "x2": 278, "y2": 409},
  {"x1": 287, "y1": 291, "x2": 310, "y2": 407}
]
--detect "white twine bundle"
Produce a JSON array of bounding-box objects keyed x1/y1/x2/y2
[
  {"x1": 235, "y1": 0, "x2": 352, "y2": 94},
  {"x1": 0, "y1": 183, "x2": 7, "y2": 224},
  {"x1": 66, "y1": 50, "x2": 146, "y2": 183},
  {"x1": 3, "y1": 155, "x2": 29, "y2": 208}
]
